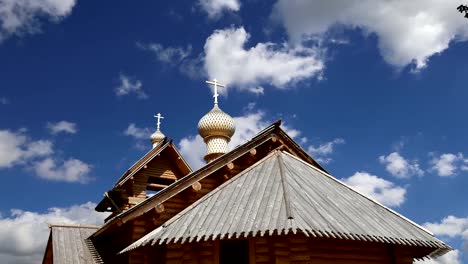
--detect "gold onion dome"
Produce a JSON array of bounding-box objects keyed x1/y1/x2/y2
[
  {"x1": 150, "y1": 129, "x2": 165, "y2": 144},
  {"x1": 198, "y1": 104, "x2": 235, "y2": 140}
]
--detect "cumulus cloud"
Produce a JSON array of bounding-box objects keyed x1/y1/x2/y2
[
  {"x1": 423, "y1": 215, "x2": 468, "y2": 240},
  {"x1": 417, "y1": 215, "x2": 468, "y2": 264},
  {"x1": 0, "y1": 202, "x2": 109, "y2": 264},
  {"x1": 415, "y1": 250, "x2": 461, "y2": 264},
  {"x1": 123, "y1": 123, "x2": 154, "y2": 150},
  {"x1": 0, "y1": 130, "x2": 53, "y2": 168},
  {"x1": 0, "y1": 0, "x2": 76, "y2": 42},
  {"x1": 179, "y1": 135, "x2": 206, "y2": 170},
  {"x1": 307, "y1": 138, "x2": 345, "y2": 164},
  {"x1": 248, "y1": 86, "x2": 264, "y2": 95},
  {"x1": 204, "y1": 27, "x2": 324, "y2": 92},
  {"x1": 198, "y1": 0, "x2": 240, "y2": 18},
  {"x1": 430, "y1": 153, "x2": 466, "y2": 177},
  {"x1": 0, "y1": 129, "x2": 92, "y2": 183},
  {"x1": 114, "y1": 73, "x2": 147, "y2": 99},
  {"x1": 33, "y1": 158, "x2": 92, "y2": 183},
  {"x1": 341, "y1": 172, "x2": 406, "y2": 207},
  {"x1": 137, "y1": 42, "x2": 192, "y2": 65},
  {"x1": 124, "y1": 123, "x2": 151, "y2": 140},
  {"x1": 273, "y1": 0, "x2": 468, "y2": 70},
  {"x1": 178, "y1": 110, "x2": 301, "y2": 170},
  {"x1": 379, "y1": 152, "x2": 424, "y2": 178},
  {"x1": 46, "y1": 120, "x2": 77, "y2": 135}
]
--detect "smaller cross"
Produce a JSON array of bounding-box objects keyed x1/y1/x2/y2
[
  {"x1": 154, "y1": 113, "x2": 164, "y2": 130},
  {"x1": 205, "y1": 79, "x2": 225, "y2": 105}
]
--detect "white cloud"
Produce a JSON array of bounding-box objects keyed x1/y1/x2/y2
[
  {"x1": 341, "y1": 172, "x2": 406, "y2": 207},
  {"x1": 0, "y1": 0, "x2": 76, "y2": 42},
  {"x1": 273, "y1": 0, "x2": 468, "y2": 70},
  {"x1": 379, "y1": 152, "x2": 423, "y2": 178},
  {"x1": 310, "y1": 138, "x2": 345, "y2": 155},
  {"x1": 423, "y1": 215, "x2": 468, "y2": 240},
  {"x1": 137, "y1": 42, "x2": 192, "y2": 65},
  {"x1": 0, "y1": 129, "x2": 92, "y2": 183},
  {"x1": 114, "y1": 73, "x2": 147, "y2": 99},
  {"x1": 33, "y1": 158, "x2": 92, "y2": 183},
  {"x1": 0, "y1": 202, "x2": 109, "y2": 264},
  {"x1": 124, "y1": 123, "x2": 151, "y2": 140},
  {"x1": 204, "y1": 27, "x2": 324, "y2": 92},
  {"x1": 417, "y1": 215, "x2": 468, "y2": 264},
  {"x1": 248, "y1": 86, "x2": 264, "y2": 95},
  {"x1": 0, "y1": 130, "x2": 53, "y2": 168},
  {"x1": 198, "y1": 0, "x2": 240, "y2": 18},
  {"x1": 307, "y1": 138, "x2": 345, "y2": 164},
  {"x1": 178, "y1": 110, "x2": 300, "y2": 170},
  {"x1": 179, "y1": 135, "x2": 206, "y2": 170},
  {"x1": 431, "y1": 153, "x2": 466, "y2": 177},
  {"x1": 415, "y1": 250, "x2": 461, "y2": 264},
  {"x1": 46, "y1": 120, "x2": 77, "y2": 135}
]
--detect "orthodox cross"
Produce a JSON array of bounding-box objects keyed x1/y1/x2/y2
[
  {"x1": 154, "y1": 113, "x2": 164, "y2": 130},
  {"x1": 205, "y1": 79, "x2": 225, "y2": 105}
]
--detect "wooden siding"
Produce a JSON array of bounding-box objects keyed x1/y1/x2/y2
[{"x1": 137, "y1": 234, "x2": 416, "y2": 264}]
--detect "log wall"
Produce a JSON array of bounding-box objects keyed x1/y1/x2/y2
[{"x1": 139, "y1": 234, "x2": 416, "y2": 264}]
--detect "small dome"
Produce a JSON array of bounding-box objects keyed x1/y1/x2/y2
[
  {"x1": 150, "y1": 129, "x2": 165, "y2": 144},
  {"x1": 198, "y1": 105, "x2": 235, "y2": 139}
]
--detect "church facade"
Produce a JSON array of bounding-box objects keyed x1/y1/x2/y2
[{"x1": 42, "y1": 80, "x2": 450, "y2": 264}]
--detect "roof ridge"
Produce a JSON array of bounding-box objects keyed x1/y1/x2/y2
[
  {"x1": 48, "y1": 223, "x2": 101, "y2": 229},
  {"x1": 281, "y1": 151, "x2": 435, "y2": 237}
]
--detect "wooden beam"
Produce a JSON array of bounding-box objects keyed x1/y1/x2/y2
[{"x1": 147, "y1": 183, "x2": 168, "y2": 191}]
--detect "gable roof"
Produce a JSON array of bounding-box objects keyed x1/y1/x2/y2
[
  {"x1": 114, "y1": 139, "x2": 191, "y2": 187},
  {"x1": 121, "y1": 151, "x2": 450, "y2": 258},
  {"x1": 42, "y1": 224, "x2": 103, "y2": 264},
  {"x1": 95, "y1": 139, "x2": 192, "y2": 212},
  {"x1": 92, "y1": 120, "x2": 324, "y2": 237}
]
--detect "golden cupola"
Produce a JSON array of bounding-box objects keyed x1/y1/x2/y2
[{"x1": 198, "y1": 79, "x2": 236, "y2": 162}]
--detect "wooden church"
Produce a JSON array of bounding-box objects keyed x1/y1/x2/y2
[{"x1": 43, "y1": 80, "x2": 451, "y2": 264}]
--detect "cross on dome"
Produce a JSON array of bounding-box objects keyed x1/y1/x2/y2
[
  {"x1": 205, "y1": 79, "x2": 225, "y2": 105},
  {"x1": 154, "y1": 113, "x2": 164, "y2": 130}
]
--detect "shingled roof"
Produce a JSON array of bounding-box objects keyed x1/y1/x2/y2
[
  {"x1": 122, "y1": 151, "x2": 450, "y2": 258},
  {"x1": 42, "y1": 224, "x2": 103, "y2": 264}
]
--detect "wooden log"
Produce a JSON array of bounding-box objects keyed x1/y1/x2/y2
[
  {"x1": 192, "y1": 182, "x2": 202, "y2": 192},
  {"x1": 155, "y1": 204, "x2": 165, "y2": 213},
  {"x1": 249, "y1": 148, "x2": 257, "y2": 156},
  {"x1": 147, "y1": 183, "x2": 168, "y2": 191}
]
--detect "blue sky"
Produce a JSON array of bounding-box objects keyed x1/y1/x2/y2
[{"x1": 0, "y1": 0, "x2": 467, "y2": 263}]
